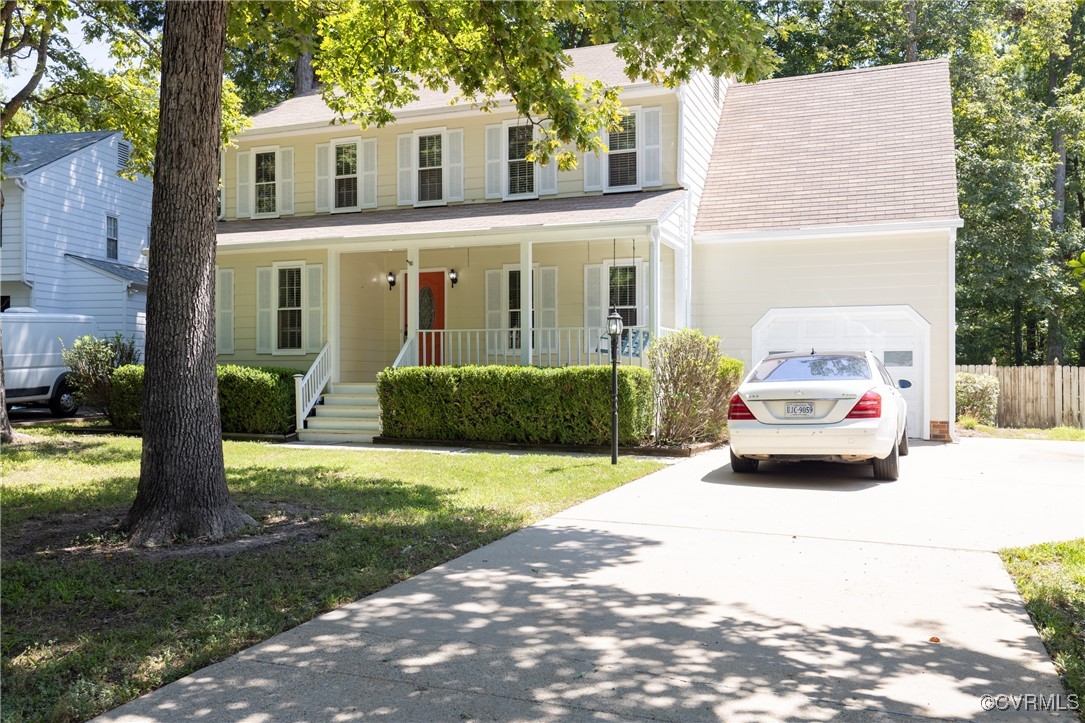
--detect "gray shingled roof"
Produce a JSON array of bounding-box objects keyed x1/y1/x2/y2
[
  {"x1": 65, "y1": 254, "x2": 149, "y2": 286},
  {"x1": 249, "y1": 43, "x2": 643, "y2": 132},
  {"x1": 4, "y1": 131, "x2": 116, "y2": 177},
  {"x1": 695, "y1": 60, "x2": 961, "y2": 236},
  {"x1": 217, "y1": 189, "x2": 685, "y2": 247}
]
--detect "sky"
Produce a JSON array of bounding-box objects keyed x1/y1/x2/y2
[{"x1": 3, "y1": 21, "x2": 115, "y2": 105}]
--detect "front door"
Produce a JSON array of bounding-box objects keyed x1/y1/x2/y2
[{"x1": 405, "y1": 271, "x2": 446, "y2": 365}]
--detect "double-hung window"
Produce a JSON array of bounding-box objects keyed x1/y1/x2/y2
[
  {"x1": 333, "y1": 141, "x2": 359, "y2": 210},
  {"x1": 277, "y1": 266, "x2": 303, "y2": 351},
  {"x1": 256, "y1": 262, "x2": 324, "y2": 355},
  {"x1": 506, "y1": 267, "x2": 535, "y2": 350},
  {"x1": 236, "y1": 146, "x2": 294, "y2": 219},
  {"x1": 506, "y1": 124, "x2": 535, "y2": 198},
  {"x1": 397, "y1": 128, "x2": 463, "y2": 207},
  {"x1": 607, "y1": 113, "x2": 638, "y2": 190},
  {"x1": 106, "y1": 216, "x2": 119, "y2": 260},
  {"x1": 316, "y1": 138, "x2": 376, "y2": 213},
  {"x1": 609, "y1": 264, "x2": 638, "y2": 328},
  {"x1": 584, "y1": 106, "x2": 662, "y2": 193}
]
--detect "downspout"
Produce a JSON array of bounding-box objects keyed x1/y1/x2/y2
[
  {"x1": 15, "y1": 178, "x2": 33, "y2": 304},
  {"x1": 948, "y1": 227, "x2": 959, "y2": 442}
]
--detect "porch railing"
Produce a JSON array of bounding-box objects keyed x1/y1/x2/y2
[
  {"x1": 412, "y1": 326, "x2": 655, "y2": 368},
  {"x1": 293, "y1": 342, "x2": 331, "y2": 432}
]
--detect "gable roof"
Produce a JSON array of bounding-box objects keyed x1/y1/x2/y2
[
  {"x1": 65, "y1": 254, "x2": 149, "y2": 288},
  {"x1": 248, "y1": 43, "x2": 644, "y2": 133},
  {"x1": 217, "y1": 189, "x2": 685, "y2": 248},
  {"x1": 4, "y1": 131, "x2": 116, "y2": 177},
  {"x1": 695, "y1": 59, "x2": 961, "y2": 238}
]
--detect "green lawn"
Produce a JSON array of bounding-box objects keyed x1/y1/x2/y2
[
  {"x1": 0, "y1": 427, "x2": 662, "y2": 722},
  {"x1": 1001, "y1": 539, "x2": 1085, "y2": 717}
]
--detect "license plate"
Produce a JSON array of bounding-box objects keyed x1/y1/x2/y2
[{"x1": 785, "y1": 403, "x2": 815, "y2": 417}]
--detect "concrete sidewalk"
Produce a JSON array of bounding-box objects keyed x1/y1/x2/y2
[{"x1": 100, "y1": 438, "x2": 1083, "y2": 722}]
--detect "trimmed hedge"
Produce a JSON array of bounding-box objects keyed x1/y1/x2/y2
[
  {"x1": 378, "y1": 365, "x2": 654, "y2": 446},
  {"x1": 110, "y1": 364, "x2": 302, "y2": 435}
]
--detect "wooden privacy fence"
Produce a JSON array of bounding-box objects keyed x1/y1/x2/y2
[{"x1": 956, "y1": 362, "x2": 1085, "y2": 429}]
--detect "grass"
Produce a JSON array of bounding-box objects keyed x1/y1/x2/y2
[
  {"x1": 956, "y1": 423, "x2": 1085, "y2": 442},
  {"x1": 0, "y1": 427, "x2": 663, "y2": 722},
  {"x1": 1001, "y1": 539, "x2": 1085, "y2": 716}
]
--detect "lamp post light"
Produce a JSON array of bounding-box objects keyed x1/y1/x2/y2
[{"x1": 606, "y1": 308, "x2": 623, "y2": 465}]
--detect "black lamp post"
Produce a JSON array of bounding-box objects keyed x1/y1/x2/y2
[{"x1": 607, "y1": 308, "x2": 623, "y2": 465}]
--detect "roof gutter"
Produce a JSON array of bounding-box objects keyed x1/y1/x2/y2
[{"x1": 695, "y1": 218, "x2": 964, "y2": 244}]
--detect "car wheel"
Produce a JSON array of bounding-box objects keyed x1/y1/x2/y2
[
  {"x1": 730, "y1": 448, "x2": 759, "y2": 474},
  {"x1": 898, "y1": 426, "x2": 909, "y2": 457},
  {"x1": 872, "y1": 441, "x2": 899, "y2": 481},
  {"x1": 49, "y1": 380, "x2": 79, "y2": 418}
]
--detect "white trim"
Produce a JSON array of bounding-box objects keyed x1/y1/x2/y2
[
  {"x1": 328, "y1": 250, "x2": 341, "y2": 382},
  {"x1": 250, "y1": 145, "x2": 281, "y2": 219},
  {"x1": 603, "y1": 106, "x2": 642, "y2": 193},
  {"x1": 947, "y1": 227, "x2": 959, "y2": 442},
  {"x1": 696, "y1": 219, "x2": 966, "y2": 244},
  {"x1": 329, "y1": 136, "x2": 362, "y2": 214},
  {"x1": 501, "y1": 119, "x2": 539, "y2": 201},
  {"x1": 270, "y1": 259, "x2": 308, "y2": 355},
  {"x1": 413, "y1": 126, "x2": 448, "y2": 208}
]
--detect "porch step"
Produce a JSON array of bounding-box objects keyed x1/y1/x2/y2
[
  {"x1": 328, "y1": 382, "x2": 377, "y2": 395},
  {"x1": 313, "y1": 405, "x2": 380, "y2": 419},
  {"x1": 306, "y1": 417, "x2": 381, "y2": 432},
  {"x1": 297, "y1": 429, "x2": 375, "y2": 444},
  {"x1": 322, "y1": 393, "x2": 379, "y2": 406}
]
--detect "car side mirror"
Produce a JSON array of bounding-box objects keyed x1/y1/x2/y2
[{"x1": 897, "y1": 379, "x2": 912, "y2": 389}]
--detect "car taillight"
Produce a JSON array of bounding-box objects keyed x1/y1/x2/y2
[
  {"x1": 846, "y1": 391, "x2": 882, "y2": 419},
  {"x1": 728, "y1": 394, "x2": 756, "y2": 420}
]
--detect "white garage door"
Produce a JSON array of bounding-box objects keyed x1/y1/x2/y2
[{"x1": 752, "y1": 305, "x2": 930, "y2": 439}]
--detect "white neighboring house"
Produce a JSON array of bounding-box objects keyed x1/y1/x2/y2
[{"x1": 1, "y1": 131, "x2": 152, "y2": 353}]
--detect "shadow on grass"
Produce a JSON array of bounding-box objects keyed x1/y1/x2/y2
[{"x1": 2, "y1": 437, "x2": 143, "y2": 466}]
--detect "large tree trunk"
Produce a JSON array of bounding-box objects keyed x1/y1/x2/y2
[
  {"x1": 904, "y1": 0, "x2": 918, "y2": 62},
  {"x1": 294, "y1": 46, "x2": 316, "y2": 95},
  {"x1": 1, "y1": 323, "x2": 15, "y2": 446},
  {"x1": 121, "y1": 0, "x2": 254, "y2": 546}
]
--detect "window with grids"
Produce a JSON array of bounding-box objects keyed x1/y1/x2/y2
[
  {"x1": 254, "y1": 151, "x2": 277, "y2": 214},
  {"x1": 106, "y1": 216, "x2": 119, "y2": 259},
  {"x1": 507, "y1": 125, "x2": 534, "y2": 196},
  {"x1": 506, "y1": 269, "x2": 536, "y2": 349},
  {"x1": 608, "y1": 113, "x2": 637, "y2": 188},
  {"x1": 609, "y1": 265, "x2": 638, "y2": 327},
  {"x1": 417, "y1": 133, "x2": 443, "y2": 203},
  {"x1": 277, "y1": 266, "x2": 302, "y2": 350},
  {"x1": 334, "y1": 142, "x2": 359, "y2": 209}
]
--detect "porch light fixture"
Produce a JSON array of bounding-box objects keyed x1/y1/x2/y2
[
  {"x1": 607, "y1": 308, "x2": 624, "y2": 465},
  {"x1": 449, "y1": 269, "x2": 458, "y2": 288},
  {"x1": 386, "y1": 272, "x2": 396, "y2": 290}
]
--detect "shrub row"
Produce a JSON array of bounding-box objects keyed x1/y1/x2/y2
[
  {"x1": 956, "y1": 371, "x2": 1000, "y2": 426},
  {"x1": 377, "y1": 365, "x2": 654, "y2": 446},
  {"x1": 111, "y1": 364, "x2": 302, "y2": 435}
]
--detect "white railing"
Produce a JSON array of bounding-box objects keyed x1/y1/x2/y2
[
  {"x1": 412, "y1": 326, "x2": 655, "y2": 368},
  {"x1": 391, "y1": 335, "x2": 417, "y2": 368},
  {"x1": 293, "y1": 343, "x2": 332, "y2": 432}
]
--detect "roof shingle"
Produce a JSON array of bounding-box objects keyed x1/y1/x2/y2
[
  {"x1": 695, "y1": 60, "x2": 960, "y2": 236},
  {"x1": 3, "y1": 131, "x2": 116, "y2": 177}
]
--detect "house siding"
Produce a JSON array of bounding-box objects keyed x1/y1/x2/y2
[
  {"x1": 224, "y1": 94, "x2": 681, "y2": 221},
  {"x1": 1, "y1": 179, "x2": 24, "y2": 282},
  {"x1": 691, "y1": 230, "x2": 953, "y2": 426},
  {"x1": 64, "y1": 263, "x2": 127, "y2": 339}
]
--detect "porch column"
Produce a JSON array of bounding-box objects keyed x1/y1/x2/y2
[
  {"x1": 328, "y1": 249, "x2": 341, "y2": 382},
  {"x1": 672, "y1": 242, "x2": 686, "y2": 331},
  {"x1": 649, "y1": 227, "x2": 661, "y2": 338},
  {"x1": 406, "y1": 247, "x2": 420, "y2": 364},
  {"x1": 520, "y1": 239, "x2": 533, "y2": 366}
]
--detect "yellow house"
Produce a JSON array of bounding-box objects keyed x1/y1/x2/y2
[{"x1": 213, "y1": 46, "x2": 961, "y2": 443}]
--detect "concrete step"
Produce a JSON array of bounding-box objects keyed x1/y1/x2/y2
[
  {"x1": 322, "y1": 393, "x2": 379, "y2": 406},
  {"x1": 329, "y1": 382, "x2": 377, "y2": 395},
  {"x1": 313, "y1": 405, "x2": 380, "y2": 419},
  {"x1": 305, "y1": 417, "x2": 381, "y2": 432},
  {"x1": 297, "y1": 429, "x2": 375, "y2": 444}
]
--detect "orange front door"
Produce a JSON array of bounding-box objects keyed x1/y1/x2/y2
[{"x1": 405, "y1": 271, "x2": 446, "y2": 365}]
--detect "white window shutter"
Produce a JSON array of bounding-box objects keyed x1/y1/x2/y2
[
  {"x1": 638, "y1": 261, "x2": 649, "y2": 328},
  {"x1": 236, "y1": 150, "x2": 252, "y2": 218},
  {"x1": 642, "y1": 107, "x2": 662, "y2": 187},
  {"x1": 485, "y1": 124, "x2": 503, "y2": 199},
  {"x1": 538, "y1": 266, "x2": 557, "y2": 351},
  {"x1": 397, "y1": 134, "x2": 413, "y2": 205},
  {"x1": 584, "y1": 263, "x2": 603, "y2": 342},
  {"x1": 583, "y1": 132, "x2": 603, "y2": 192},
  {"x1": 215, "y1": 268, "x2": 234, "y2": 354},
  {"x1": 278, "y1": 147, "x2": 294, "y2": 215},
  {"x1": 538, "y1": 123, "x2": 558, "y2": 196},
  {"x1": 304, "y1": 263, "x2": 324, "y2": 352},
  {"x1": 361, "y1": 138, "x2": 378, "y2": 208},
  {"x1": 256, "y1": 266, "x2": 272, "y2": 353},
  {"x1": 447, "y1": 129, "x2": 464, "y2": 202},
  {"x1": 485, "y1": 268, "x2": 502, "y2": 357},
  {"x1": 315, "y1": 143, "x2": 330, "y2": 212}
]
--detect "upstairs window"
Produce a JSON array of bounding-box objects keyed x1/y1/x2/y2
[
  {"x1": 106, "y1": 216, "x2": 119, "y2": 260},
  {"x1": 507, "y1": 125, "x2": 534, "y2": 197},
  {"x1": 397, "y1": 128, "x2": 463, "y2": 207},
  {"x1": 254, "y1": 151, "x2": 277, "y2": 215},
  {"x1": 334, "y1": 142, "x2": 359, "y2": 209},
  {"x1": 236, "y1": 146, "x2": 294, "y2": 219},
  {"x1": 607, "y1": 113, "x2": 638, "y2": 189}
]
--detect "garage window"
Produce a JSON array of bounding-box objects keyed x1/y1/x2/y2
[{"x1": 883, "y1": 351, "x2": 913, "y2": 367}]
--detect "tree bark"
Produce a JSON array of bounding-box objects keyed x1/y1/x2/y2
[
  {"x1": 0, "y1": 322, "x2": 14, "y2": 445},
  {"x1": 294, "y1": 46, "x2": 315, "y2": 95},
  {"x1": 1012, "y1": 296, "x2": 1023, "y2": 365},
  {"x1": 904, "y1": 0, "x2": 918, "y2": 62},
  {"x1": 121, "y1": 0, "x2": 254, "y2": 546}
]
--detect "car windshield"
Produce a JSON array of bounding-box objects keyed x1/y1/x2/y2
[{"x1": 750, "y1": 355, "x2": 871, "y2": 382}]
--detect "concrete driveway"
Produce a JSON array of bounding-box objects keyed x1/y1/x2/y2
[{"x1": 100, "y1": 438, "x2": 1084, "y2": 722}]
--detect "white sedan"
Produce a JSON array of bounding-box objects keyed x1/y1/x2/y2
[{"x1": 727, "y1": 351, "x2": 909, "y2": 480}]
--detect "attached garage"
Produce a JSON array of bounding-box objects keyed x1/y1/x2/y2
[{"x1": 752, "y1": 305, "x2": 930, "y2": 439}]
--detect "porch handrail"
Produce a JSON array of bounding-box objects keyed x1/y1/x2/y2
[
  {"x1": 293, "y1": 343, "x2": 331, "y2": 433},
  {"x1": 414, "y1": 326, "x2": 653, "y2": 368},
  {"x1": 391, "y1": 335, "x2": 417, "y2": 368}
]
